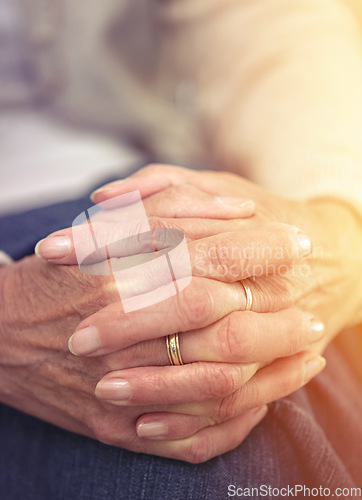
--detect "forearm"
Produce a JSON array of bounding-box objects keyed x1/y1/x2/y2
[
  {"x1": 0, "y1": 258, "x2": 112, "y2": 439},
  {"x1": 190, "y1": 0, "x2": 362, "y2": 212},
  {"x1": 300, "y1": 198, "x2": 362, "y2": 328}
]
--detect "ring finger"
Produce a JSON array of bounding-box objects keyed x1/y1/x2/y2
[
  {"x1": 68, "y1": 275, "x2": 295, "y2": 357},
  {"x1": 96, "y1": 351, "x2": 326, "y2": 412},
  {"x1": 105, "y1": 308, "x2": 325, "y2": 370}
]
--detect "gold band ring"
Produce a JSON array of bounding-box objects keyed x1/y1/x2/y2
[
  {"x1": 166, "y1": 332, "x2": 184, "y2": 366},
  {"x1": 241, "y1": 281, "x2": 253, "y2": 311}
]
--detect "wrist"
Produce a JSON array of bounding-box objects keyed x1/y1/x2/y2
[{"x1": 305, "y1": 197, "x2": 362, "y2": 325}]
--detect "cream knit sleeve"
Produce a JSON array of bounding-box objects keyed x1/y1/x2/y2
[{"x1": 173, "y1": 0, "x2": 362, "y2": 213}]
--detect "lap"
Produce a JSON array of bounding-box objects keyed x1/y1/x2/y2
[
  {"x1": 0, "y1": 361, "x2": 359, "y2": 500},
  {"x1": 0, "y1": 185, "x2": 361, "y2": 499}
]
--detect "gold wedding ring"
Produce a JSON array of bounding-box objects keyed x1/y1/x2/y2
[
  {"x1": 241, "y1": 281, "x2": 253, "y2": 311},
  {"x1": 166, "y1": 332, "x2": 184, "y2": 366}
]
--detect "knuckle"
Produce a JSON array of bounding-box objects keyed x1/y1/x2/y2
[
  {"x1": 165, "y1": 185, "x2": 195, "y2": 214},
  {"x1": 217, "y1": 313, "x2": 240, "y2": 362},
  {"x1": 183, "y1": 435, "x2": 215, "y2": 464},
  {"x1": 217, "y1": 377, "x2": 264, "y2": 419},
  {"x1": 210, "y1": 242, "x2": 233, "y2": 281},
  {"x1": 107, "y1": 338, "x2": 164, "y2": 371},
  {"x1": 265, "y1": 222, "x2": 300, "y2": 264},
  {"x1": 242, "y1": 377, "x2": 262, "y2": 409},
  {"x1": 217, "y1": 313, "x2": 255, "y2": 362},
  {"x1": 217, "y1": 379, "x2": 261, "y2": 420},
  {"x1": 200, "y1": 364, "x2": 241, "y2": 398},
  {"x1": 67, "y1": 280, "x2": 113, "y2": 319},
  {"x1": 90, "y1": 307, "x2": 132, "y2": 348},
  {"x1": 209, "y1": 240, "x2": 248, "y2": 282},
  {"x1": 236, "y1": 251, "x2": 251, "y2": 280},
  {"x1": 217, "y1": 390, "x2": 243, "y2": 420},
  {"x1": 102, "y1": 354, "x2": 120, "y2": 373},
  {"x1": 88, "y1": 283, "x2": 115, "y2": 310},
  {"x1": 169, "y1": 184, "x2": 199, "y2": 198},
  {"x1": 273, "y1": 281, "x2": 294, "y2": 310},
  {"x1": 142, "y1": 163, "x2": 186, "y2": 178},
  {"x1": 141, "y1": 163, "x2": 165, "y2": 175},
  {"x1": 217, "y1": 315, "x2": 236, "y2": 361},
  {"x1": 254, "y1": 277, "x2": 294, "y2": 312},
  {"x1": 187, "y1": 363, "x2": 212, "y2": 395},
  {"x1": 168, "y1": 184, "x2": 188, "y2": 195},
  {"x1": 111, "y1": 310, "x2": 134, "y2": 346},
  {"x1": 176, "y1": 280, "x2": 214, "y2": 328}
]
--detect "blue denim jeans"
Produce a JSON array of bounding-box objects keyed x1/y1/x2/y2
[{"x1": 0, "y1": 181, "x2": 361, "y2": 499}]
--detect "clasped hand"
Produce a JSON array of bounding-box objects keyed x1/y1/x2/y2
[{"x1": 3, "y1": 164, "x2": 361, "y2": 463}]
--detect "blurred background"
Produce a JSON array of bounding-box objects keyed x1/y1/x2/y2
[
  {"x1": 2, "y1": 0, "x2": 362, "y2": 217},
  {"x1": 0, "y1": 0, "x2": 145, "y2": 216}
]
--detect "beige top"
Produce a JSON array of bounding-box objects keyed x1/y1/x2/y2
[{"x1": 7, "y1": 0, "x2": 362, "y2": 212}]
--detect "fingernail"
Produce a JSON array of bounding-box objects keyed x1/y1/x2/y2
[
  {"x1": 309, "y1": 319, "x2": 325, "y2": 341},
  {"x1": 216, "y1": 197, "x2": 254, "y2": 209},
  {"x1": 34, "y1": 239, "x2": 45, "y2": 257},
  {"x1": 35, "y1": 236, "x2": 71, "y2": 260},
  {"x1": 137, "y1": 420, "x2": 168, "y2": 439},
  {"x1": 91, "y1": 180, "x2": 127, "y2": 200},
  {"x1": 68, "y1": 326, "x2": 101, "y2": 356},
  {"x1": 297, "y1": 233, "x2": 312, "y2": 257},
  {"x1": 95, "y1": 378, "x2": 132, "y2": 401},
  {"x1": 303, "y1": 355, "x2": 326, "y2": 384}
]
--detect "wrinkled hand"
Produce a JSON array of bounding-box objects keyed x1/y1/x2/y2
[
  {"x1": 31, "y1": 166, "x2": 338, "y2": 460},
  {"x1": 89, "y1": 164, "x2": 362, "y2": 350},
  {"x1": 0, "y1": 256, "x2": 275, "y2": 463}
]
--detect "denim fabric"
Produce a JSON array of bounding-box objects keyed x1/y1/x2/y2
[
  {"x1": 0, "y1": 181, "x2": 361, "y2": 499},
  {"x1": 0, "y1": 382, "x2": 360, "y2": 500},
  {"x1": 0, "y1": 178, "x2": 118, "y2": 261}
]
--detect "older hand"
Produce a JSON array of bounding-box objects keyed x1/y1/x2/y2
[
  {"x1": 0, "y1": 256, "x2": 274, "y2": 463},
  {"x1": 6, "y1": 257, "x2": 323, "y2": 462},
  {"x1": 32, "y1": 166, "x2": 334, "y2": 461},
  {"x1": 89, "y1": 164, "x2": 362, "y2": 350}
]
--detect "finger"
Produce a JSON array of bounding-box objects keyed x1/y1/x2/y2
[
  {"x1": 34, "y1": 187, "x2": 254, "y2": 264},
  {"x1": 94, "y1": 352, "x2": 325, "y2": 411},
  {"x1": 181, "y1": 310, "x2": 324, "y2": 363},
  {"x1": 95, "y1": 362, "x2": 259, "y2": 406},
  {"x1": 68, "y1": 276, "x2": 294, "y2": 356},
  {"x1": 91, "y1": 182, "x2": 255, "y2": 218},
  {"x1": 134, "y1": 406, "x2": 268, "y2": 464},
  {"x1": 168, "y1": 352, "x2": 326, "y2": 418},
  {"x1": 189, "y1": 223, "x2": 312, "y2": 282},
  {"x1": 90, "y1": 164, "x2": 221, "y2": 204},
  {"x1": 141, "y1": 185, "x2": 255, "y2": 219},
  {"x1": 34, "y1": 217, "x2": 254, "y2": 265},
  {"x1": 135, "y1": 412, "x2": 218, "y2": 441},
  {"x1": 104, "y1": 309, "x2": 325, "y2": 370},
  {"x1": 34, "y1": 217, "x2": 251, "y2": 264},
  {"x1": 35, "y1": 222, "x2": 164, "y2": 266},
  {"x1": 90, "y1": 163, "x2": 276, "y2": 211}
]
